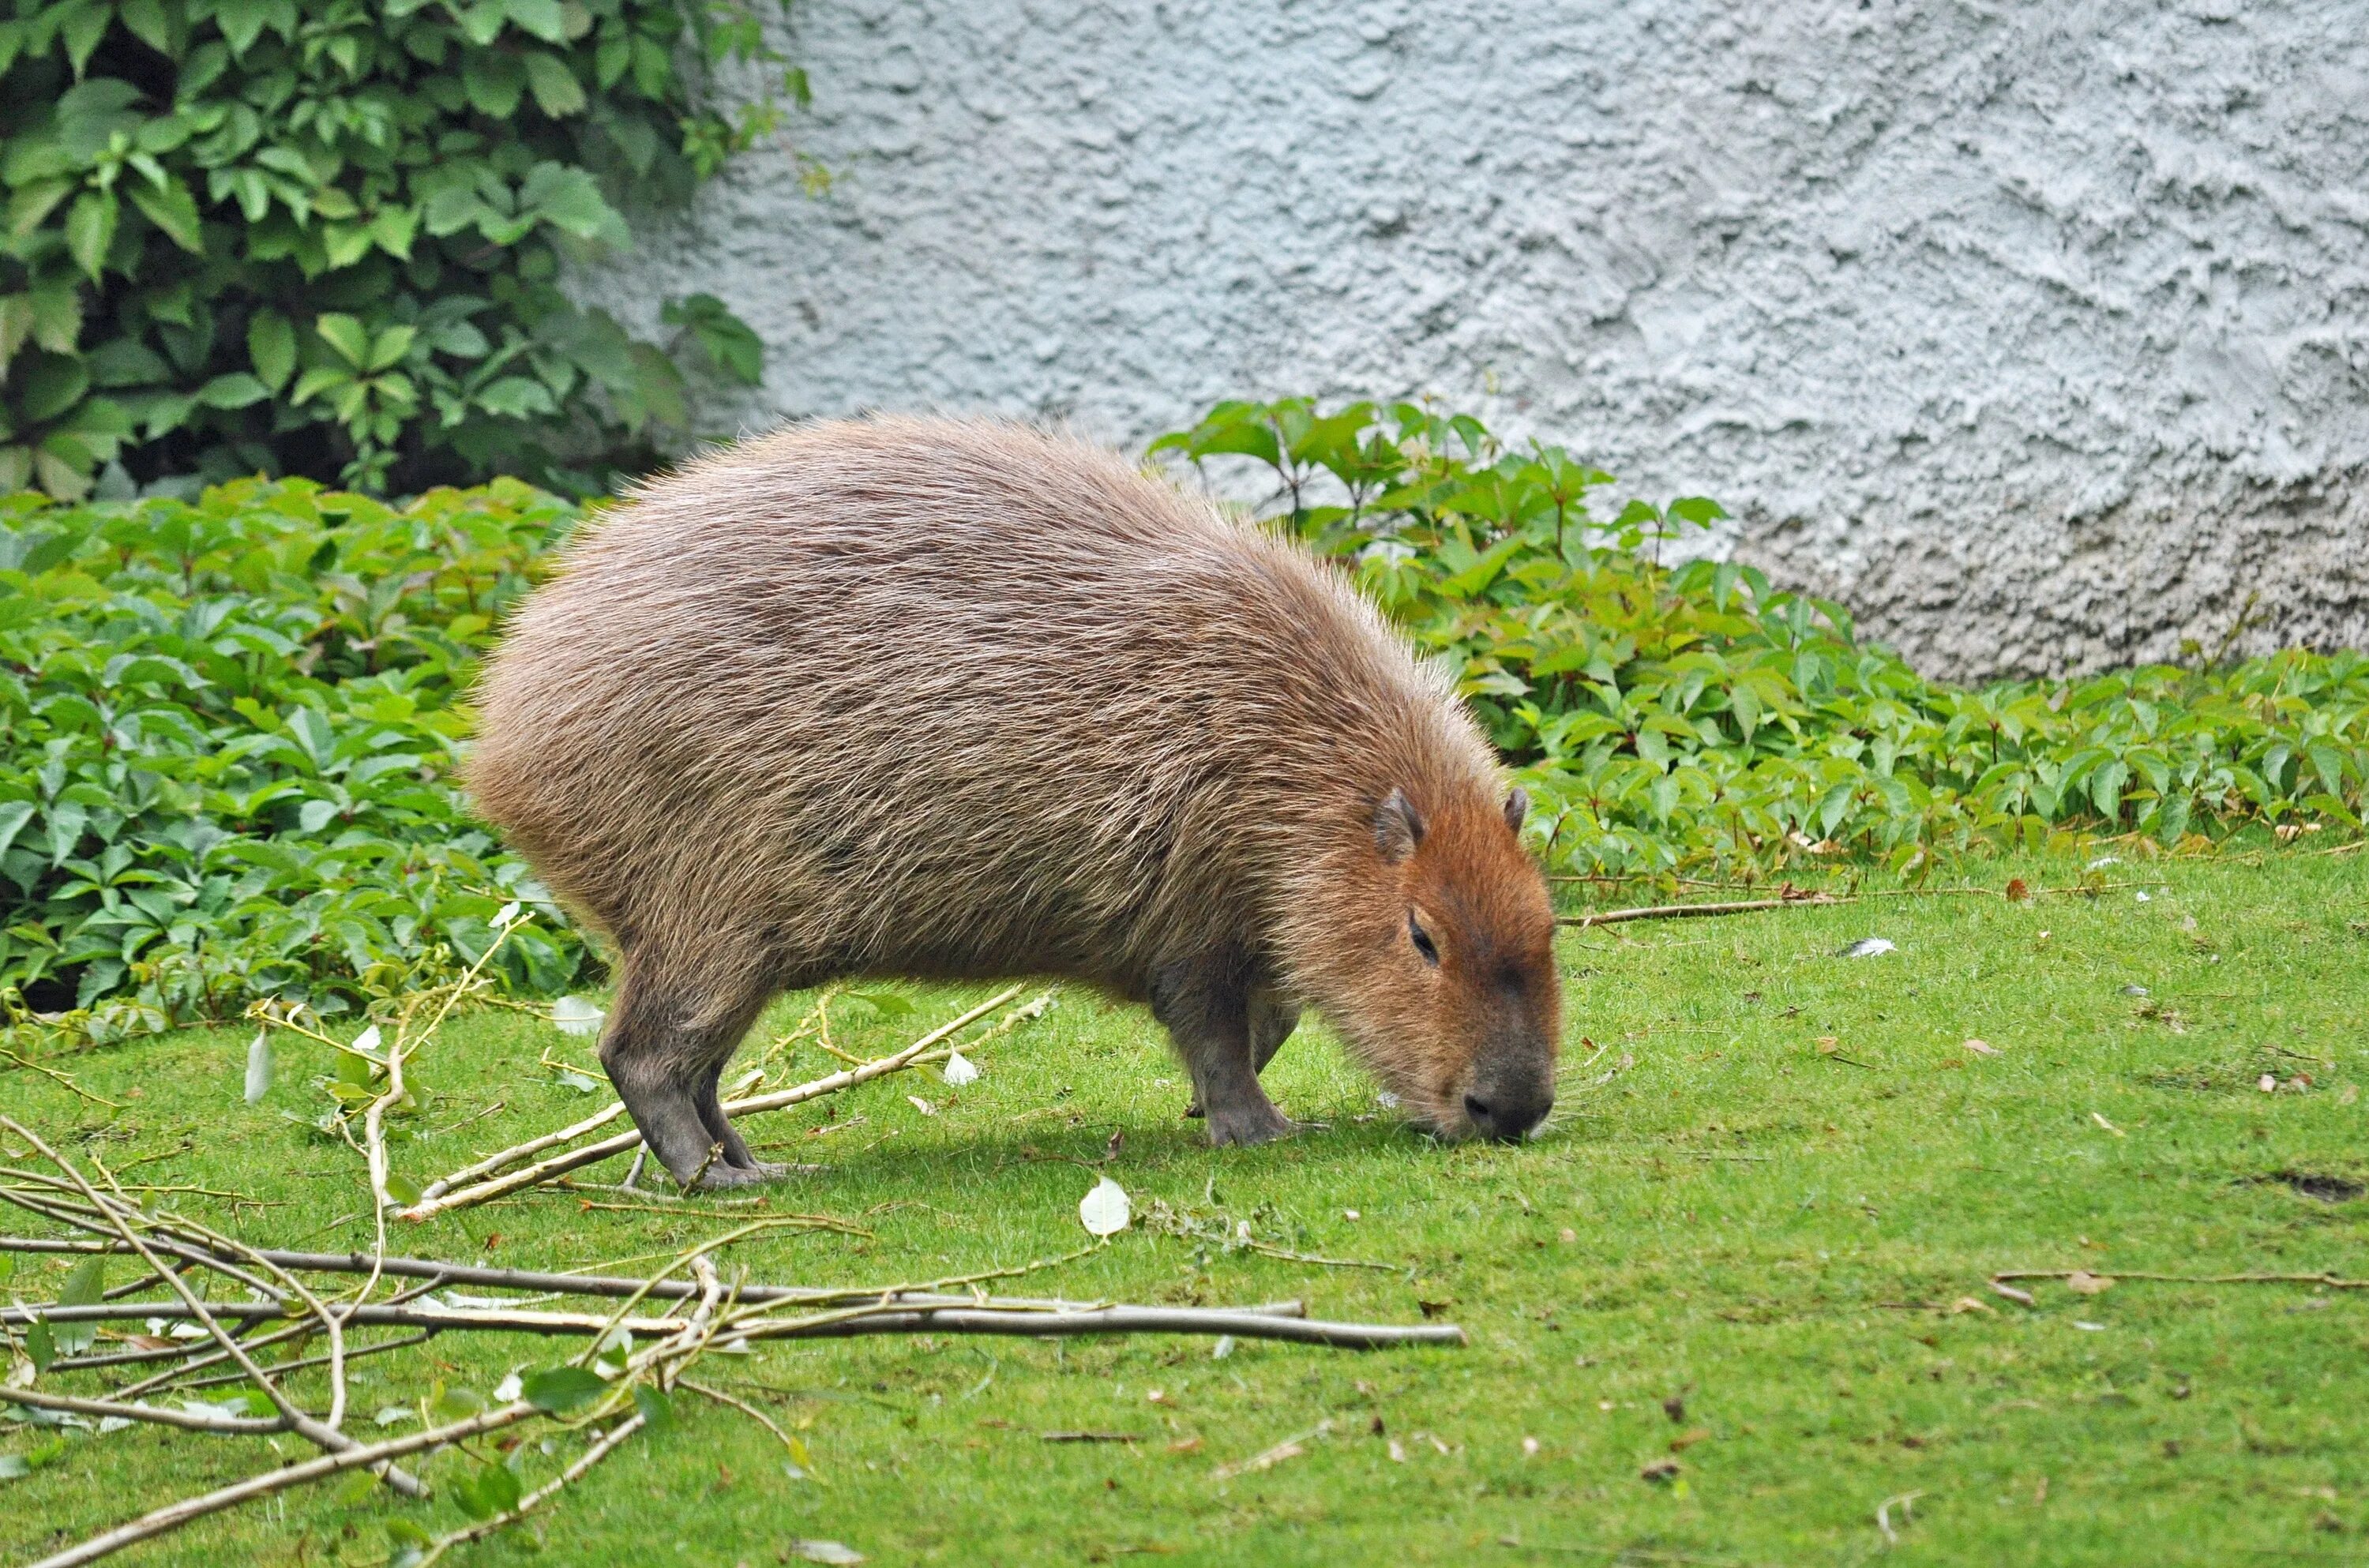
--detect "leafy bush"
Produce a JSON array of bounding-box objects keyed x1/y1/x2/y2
[
  {"x1": 1154, "y1": 399, "x2": 2369, "y2": 879},
  {"x1": 0, "y1": 476, "x2": 586, "y2": 1041},
  {"x1": 0, "y1": 0, "x2": 802, "y2": 500}
]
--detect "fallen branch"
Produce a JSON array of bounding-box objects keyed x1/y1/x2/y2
[
  {"x1": 1992, "y1": 1268, "x2": 2369, "y2": 1290},
  {"x1": 1557, "y1": 893, "x2": 1845, "y2": 928}
]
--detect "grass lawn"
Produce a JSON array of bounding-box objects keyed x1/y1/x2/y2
[{"x1": 4, "y1": 846, "x2": 2367, "y2": 1566}]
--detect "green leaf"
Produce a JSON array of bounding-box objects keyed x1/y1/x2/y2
[
  {"x1": 461, "y1": 50, "x2": 527, "y2": 118},
  {"x1": 215, "y1": 0, "x2": 274, "y2": 54},
  {"x1": 118, "y1": 0, "x2": 176, "y2": 55},
  {"x1": 520, "y1": 1365, "x2": 606, "y2": 1414},
  {"x1": 523, "y1": 51, "x2": 587, "y2": 115},
  {"x1": 51, "y1": 1255, "x2": 105, "y2": 1356},
  {"x1": 20, "y1": 357, "x2": 92, "y2": 424},
  {"x1": 366, "y1": 326, "x2": 417, "y2": 373},
  {"x1": 453, "y1": 1457, "x2": 522, "y2": 1520},
  {"x1": 197, "y1": 372, "x2": 271, "y2": 409},
  {"x1": 504, "y1": 0, "x2": 569, "y2": 42},
  {"x1": 633, "y1": 1382, "x2": 675, "y2": 1433},
  {"x1": 314, "y1": 313, "x2": 371, "y2": 367},
  {"x1": 65, "y1": 190, "x2": 118, "y2": 282},
  {"x1": 518, "y1": 163, "x2": 621, "y2": 242},
  {"x1": 126, "y1": 178, "x2": 205, "y2": 253},
  {"x1": 24, "y1": 1316, "x2": 55, "y2": 1374},
  {"x1": 249, "y1": 309, "x2": 296, "y2": 390}
]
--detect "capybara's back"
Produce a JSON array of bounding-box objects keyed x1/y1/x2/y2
[{"x1": 470, "y1": 418, "x2": 1560, "y2": 1187}]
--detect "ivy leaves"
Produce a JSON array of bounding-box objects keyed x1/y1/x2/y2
[
  {"x1": 0, "y1": 476, "x2": 586, "y2": 1034},
  {"x1": 0, "y1": 0, "x2": 798, "y2": 498},
  {"x1": 1155, "y1": 399, "x2": 2369, "y2": 880}
]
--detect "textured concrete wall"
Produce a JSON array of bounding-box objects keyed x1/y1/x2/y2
[{"x1": 588, "y1": 0, "x2": 2369, "y2": 679}]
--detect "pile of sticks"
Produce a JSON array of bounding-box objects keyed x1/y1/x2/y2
[{"x1": 1, "y1": 988, "x2": 1464, "y2": 1567}]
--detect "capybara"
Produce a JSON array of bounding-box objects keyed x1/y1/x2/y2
[{"x1": 467, "y1": 417, "x2": 1561, "y2": 1187}]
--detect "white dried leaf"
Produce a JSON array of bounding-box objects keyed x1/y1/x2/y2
[
  {"x1": 1079, "y1": 1176, "x2": 1131, "y2": 1236},
  {"x1": 907, "y1": 1094, "x2": 937, "y2": 1116},
  {"x1": 1211, "y1": 1334, "x2": 1235, "y2": 1360},
  {"x1": 941, "y1": 1051, "x2": 980, "y2": 1086},
  {"x1": 1841, "y1": 937, "x2": 1896, "y2": 958},
  {"x1": 550, "y1": 996, "x2": 606, "y2": 1038},
  {"x1": 374, "y1": 1406, "x2": 416, "y2": 1427},
  {"x1": 494, "y1": 1372, "x2": 523, "y2": 1402},
  {"x1": 787, "y1": 1542, "x2": 865, "y2": 1565},
  {"x1": 243, "y1": 1030, "x2": 272, "y2": 1105},
  {"x1": 1962, "y1": 1038, "x2": 1999, "y2": 1057},
  {"x1": 352, "y1": 1024, "x2": 381, "y2": 1056},
  {"x1": 494, "y1": 901, "x2": 522, "y2": 928}
]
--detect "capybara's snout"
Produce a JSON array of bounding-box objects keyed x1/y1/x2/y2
[{"x1": 1458, "y1": 1046, "x2": 1556, "y2": 1142}]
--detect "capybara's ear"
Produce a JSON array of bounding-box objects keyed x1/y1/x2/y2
[
  {"x1": 1504, "y1": 787, "x2": 1528, "y2": 832},
  {"x1": 1374, "y1": 787, "x2": 1425, "y2": 863}
]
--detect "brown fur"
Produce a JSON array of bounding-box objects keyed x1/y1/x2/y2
[{"x1": 467, "y1": 417, "x2": 1560, "y2": 1186}]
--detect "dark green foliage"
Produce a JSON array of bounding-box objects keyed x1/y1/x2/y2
[
  {"x1": 1154, "y1": 399, "x2": 2368, "y2": 878},
  {"x1": 0, "y1": 475, "x2": 586, "y2": 1041},
  {"x1": 0, "y1": 0, "x2": 800, "y2": 499}
]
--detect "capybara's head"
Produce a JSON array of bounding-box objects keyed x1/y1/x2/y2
[{"x1": 1312, "y1": 784, "x2": 1562, "y2": 1140}]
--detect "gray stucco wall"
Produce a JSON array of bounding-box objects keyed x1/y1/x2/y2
[{"x1": 589, "y1": 0, "x2": 2369, "y2": 680}]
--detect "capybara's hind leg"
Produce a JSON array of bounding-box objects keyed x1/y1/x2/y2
[
  {"x1": 1152, "y1": 953, "x2": 1296, "y2": 1147},
  {"x1": 690, "y1": 1061, "x2": 787, "y2": 1182},
  {"x1": 598, "y1": 955, "x2": 775, "y2": 1190}
]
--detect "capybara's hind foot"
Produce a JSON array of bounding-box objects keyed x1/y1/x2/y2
[
  {"x1": 690, "y1": 1158, "x2": 793, "y2": 1191},
  {"x1": 1204, "y1": 1099, "x2": 1297, "y2": 1147}
]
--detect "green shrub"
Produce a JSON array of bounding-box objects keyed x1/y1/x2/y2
[
  {"x1": 1153, "y1": 398, "x2": 2369, "y2": 879},
  {"x1": 0, "y1": 0, "x2": 803, "y2": 500},
  {"x1": 0, "y1": 475, "x2": 587, "y2": 1041}
]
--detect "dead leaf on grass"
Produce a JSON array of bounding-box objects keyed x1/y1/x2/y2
[
  {"x1": 2066, "y1": 1271, "x2": 2114, "y2": 1296},
  {"x1": 1669, "y1": 1427, "x2": 1712, "y2": 1452},
  {"x1": 1949, "y1": 1296, "x2": 1997, "y2": 1315},
  {"x1": 1990, "y1": 1280, "x2": 2037, "y2": 1307},
  {"x1": 1212, "y1": 1420, "x2": 1330, "y2": 1481},
  {"x1": 1964, "y1": 1038, "x2": 1999, "y2": 1057},
  {"x1": 1639, "y1": 1457, "x2": 1682, "y2": 1483}
]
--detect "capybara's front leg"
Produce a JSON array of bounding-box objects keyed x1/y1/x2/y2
[
  {"x1": 1248, "y1": 985, "x2": 1300, "y2": 1076},
  {"x1": 1151, "y1": 953, "x2": 1296, "y2": 1147},
  {"x1": 599, "y1": 955, "x2": 778, "y2": 1190}
]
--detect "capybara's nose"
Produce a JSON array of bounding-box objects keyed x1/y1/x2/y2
[{"x1": 1466, "y1": 1085, "x2": 1552, "y2": 1142}]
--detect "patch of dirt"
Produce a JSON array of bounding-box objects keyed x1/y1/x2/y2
[{"x1": 2247, "y1": 1171, "x2": 2365, "y2": 1203}]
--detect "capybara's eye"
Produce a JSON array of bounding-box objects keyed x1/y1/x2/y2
[{"x1": 1407, "y1": 910, "x2": 1440, "y2": 966}]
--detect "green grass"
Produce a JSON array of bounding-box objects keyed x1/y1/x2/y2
[{"x1": 5, "y1": 848, "x2": 2367, "y2": 1566}]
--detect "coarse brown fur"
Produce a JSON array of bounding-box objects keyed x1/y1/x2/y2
[{"x1": 467, "y1": 416, "x2": 1561, "y2": 1187}]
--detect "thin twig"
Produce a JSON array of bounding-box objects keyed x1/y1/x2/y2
[
  {"x1": 1557, "y1": 894, "x2": 1845, "y2": 928},
  {"x1": 0, "y1": 1046, "x2": 122, "y2": 1109},
  {"x1": 1992, "y1": 1268, "x2": 2369, "y2": 1289},
  {"x1": 411, "y1": 1411, "x2": 649, "y2": 1566}
]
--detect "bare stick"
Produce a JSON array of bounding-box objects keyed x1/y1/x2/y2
[
  {"x1": 21, "y1": 1399, "x2": 543, "y2": 1568},
  {"x1": 133, "y1": 1331, "x2": 436, "y2": 1399},
  {"x1": 1992, "y1": 1268, "x2": 2369, "y2": 1290},
  {"x1": 400, "y1": 988, "x2": 1036, "y2": 1220},
  {"x1": 3, "y1": 1386, "x2": 287, "y2": 1435},
  {"x1": 1557, "y1": 893, "x2": 1846, "y2": 928},
  {"x1": 3, "y1": 1295, "x2": 1455, "y2": 1349}
]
